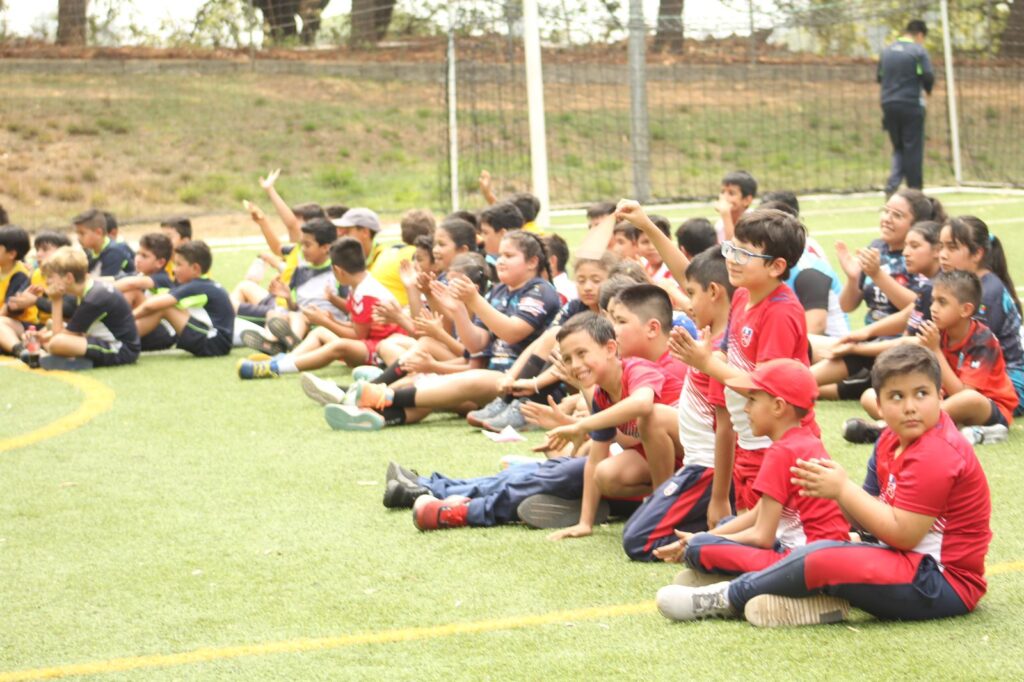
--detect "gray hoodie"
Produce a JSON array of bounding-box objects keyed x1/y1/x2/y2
[{"x1": 878, "y1": 37, "x2": 934, "y2": 107}]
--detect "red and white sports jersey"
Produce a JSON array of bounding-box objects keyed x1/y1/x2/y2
[
  {"x1": 941, "y1": 318, "x2": 1018, "y2": 424},
  {"x1": 678, "y1": 332, "x2": 725, "y2": 469},
  {"x1": 654, "y1": 349, "x2": 686, "y2": 406},
  {"x1": 753, "y1": 425, "x2": 850, "y2": 549},
  {"x1": 871, "y1": 411, "x2": 992, "y2": 610},
  {"x1": 348, "y1": 273, "x2": 404, "y2": 341},
  {"x1": 590, "y1": 356, "x2": 677, "y2": 442},
  {"x1": 713, "y1": 284, "x2": 809, "y2": 449}
]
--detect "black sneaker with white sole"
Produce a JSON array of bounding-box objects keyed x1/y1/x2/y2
[
  {"x1": 842, "y1": 418, "x2": 883, "y2": 444},
  {"x1": 382, "y1": 479, "x2": 431, "y2": 509}
]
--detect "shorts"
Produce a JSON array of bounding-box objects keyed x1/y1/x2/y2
[
  {"x1": 141, "y1": 319, "x2": 177, "y2": 351},
  {"x1": 177, "y1": 319, "x2": 231, "y2": 357},
  {"x1": 237, "y1": 294, "x2": 279, "y2": 323},
  {"x1": 985, "y1": 398, "x2": 1010, "y2": 428},
  {"x1": 84, "y1": 337, "x2": 139, "y2": 367},
  {"x1": 733, "y1": 445, "x2": 766, "y2": 512},
  {"x1": 359, "y1": 338, "x2": 383, "y2": 365},
  {"x1": 841, "y1": 353, "x2": 875, "y2": 377}
]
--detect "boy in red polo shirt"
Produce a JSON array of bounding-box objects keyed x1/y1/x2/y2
[
  {"x1": 654, "y1": 359, "x2": 848, "y2": 584},
  {"x1": 656, "y1": 344, "x2": 991, "y2": 627},
  {"x1": 662, "y1": 206, "x2": 809, "y2": 524}
]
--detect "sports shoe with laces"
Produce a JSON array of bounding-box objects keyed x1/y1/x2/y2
[
  {"x1": 300, "y1": 372, "x2": 346, "y2": 406},
  {"x1": 382, "y1": 479, "x2": 431, "y2": 509},
  {"x1": 352, "y1": 365, "x2": 385, "y2": 383},
  {"x1": 960, "y1": 424, "x2": 1009, "y2": 446},
  {"x1": 386, "y1": 461, "x2": 421, "y2": 487},
  {"x1": 267, "y1": 317, "x2": 301, "y2": 351},
  {"x1": 516, "y1": 494, "x2": 610, "y2": 529},
  {"x1": 743, "y1": 594, "x2": 850, "y2": 627},
  {"x1": 673, "y1": 568, "x2": 731, "y2": 587},
  {"x1": 323, "y1": 404, "x2": 384, "y2": 431},
  {"x1": 413, "y1": 497, "x2": 470, "y2": 531},
  {"x1": 842, "y1": 418, "x2": 882, "y2": 444},
  {"x1": 347, "y1": 380, "x2": 393, "y2": 410},
  {"x1": 237, "y1": 359, "x2": 278, "y2": 379},
  {"x1": 240, "y1": 329, "x2": 284, "y2": 356},
  {"x1": 656, "y1": 582, "x2": 733, "y2": 622},
  {"x1": 466, "y1": 396, "x2": 510, "y2": 427},
  {"x1": 481, "y1": 399, "x2": 537, "y2": 433}
]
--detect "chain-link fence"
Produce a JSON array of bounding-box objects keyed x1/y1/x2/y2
[{"x1": 1, "y1": 0, "x2": 1022, "y2": 228}]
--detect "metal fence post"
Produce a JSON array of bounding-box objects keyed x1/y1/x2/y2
[
  {"x1": 628, "y1": 0, "x2": 651, "y2": 202},
  {"x1": 523, "y1": 0, "x2": 551, "y2": 226},
  {"x1": 447, "y1": 1, "x2": 460, "y2": 212},
  {"x1": 940, "y1": 0, "x2": 963, "y2": 185}
]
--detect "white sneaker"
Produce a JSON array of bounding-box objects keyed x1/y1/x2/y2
[
  {"x1": 960, "y1": 424, "x2": 1009, "y2": 446},
  {"x1": 655, "y1": 582, "x2": 732, "y2": 622},
  {"x1": 300, "y1": 372, "x2": 346, "y2": 406},
  {"x1": 744, "y1": 594, "x2": 850, "y2": 627},
  {"x1": 673, "y1": 568, "x2": 729, "y2": 587}
]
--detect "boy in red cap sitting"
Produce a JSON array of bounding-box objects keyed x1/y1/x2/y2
[{"x1": 654, "y1": 358, "x2": 849, "y2": 586}]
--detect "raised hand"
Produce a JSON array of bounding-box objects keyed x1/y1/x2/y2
[
  {"x1": 259, "y1": 168, "x2": 281, "y2": 191},
  {"x1": 835, "y1": 241, "x2": 861, "y2": 280}
]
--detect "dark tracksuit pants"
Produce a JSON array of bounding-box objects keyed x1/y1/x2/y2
[{"x1": 883, "y1": 102, "x2": 926, "y2": 192}]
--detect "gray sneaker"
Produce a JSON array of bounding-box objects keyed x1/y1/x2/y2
[
  {"x1": 482, "y1": 399, "x2": 537, "y2": 433},
  {"x1": 517, "y1": 494, "x2": 610, "y2": 529},
  {"x1": 744, "y1": 594, "x2": 850, "y2": 628},
  {"x1": 386, "y1": 461, "x2": 421, "y2": 487},
  {"x1": 466, "y1": 396, "x2": 510, "y2": 427},
  {"x1": 673, "y1": 568, "x2": 730, "y2": 587},
  {"x1": 300, "y1": 372, "x2": 346, "y2": 406},
  {"x1": 960, "y1": 424, "x2": 1009, "y2": 446},
  {"x1": 655, "y1": 582, "x2": 733, "y2": 622}
]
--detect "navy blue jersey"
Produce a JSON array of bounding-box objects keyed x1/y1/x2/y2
[
  {"x1": 65, "y1": 279, "x2": 141, "y2": 353},
  {"x1": 905, "y1": 280, "x2": 933, "y2": 336},
  {"x1": 87, "y1": 238, "x2": 135, "y2": 278},
  {"x1": 980, "y1": 272, "x2": 1024, "y2": 370},
  {"x1": 149, "y1": 269, "x2": 173, "y2": 294},
  {"x1": 552, "y1": 298, "x2": 588, "y2": 326},
  {"x1": 170, "y1": 277, "x2": 235, "y2": 342},
  {"x1": 858, "y1": 239, "x2": 928, "y2": 324},
  {"x1": 474, "y1": 276, "x2": 559, "y2": 372}
]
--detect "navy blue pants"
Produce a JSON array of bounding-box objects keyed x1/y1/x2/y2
[
  {"x1": 727, "y1": 540, "x2": 969, "y2": 620},
  {"x1": 883, "y1": 102, "x2": 926, "y2": 192},
  {"x1": 621, "y1": 465, "x2": 713, "y2": 561},
  {"x1": 685, "y1": 532, "x2": 788, "y2": 575},
  {"x1": 421, "y1": 456, "x2": 588, "y2": 527}
]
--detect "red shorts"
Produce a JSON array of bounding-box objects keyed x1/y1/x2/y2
[
  {"x1": 359, "y1": 337, "x2": 383, "y2": 364},
  {"x1": 733, "y1": 445, "x2": 766, "y2": 512}
]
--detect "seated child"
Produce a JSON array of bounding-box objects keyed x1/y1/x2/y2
[
  {"x1": 675, "y1": 217, "x2": 717, "y2": 259},
  {"x1": 369, "y1": 208, "x2": 436, "y2": 307},
  {"x1": 408, "y1": 310, "x2": 683, "y2": 533},
  {"x1": 114, "y1": 233, "x2": 177, "y2": 350},
  {"x1": 134, "y1": 241, "x2": 235, "y2": 357},
  {"x1": 850, "y1": 270, "x2": 1018, "y2": 445},
  {"x1": 0, "y1": 230, "x2": 72, "y2": 357},
  {"x1": 0, "y1": 225, "x2": 32, "y2": 323},
  {"x1": 74, "y1": 209, "x2": 135, "y2": 278},
  {"x1": 656, "y1": 359, "x2": 848, "y2": 582},
  {"x1": 714, "y1": 170, "x2": 757, "y2": 243},
  {"x1": 36, "y1": 246, "x2": 140, "y2": 369},
  {"x1": 320, "y1": 230, "x2": 559, "y2": 431},
  {"x1": 238, "y1": 218, "x2": 342, "y2": 353},
  {"x1": 160, "y1": 216, "x2": 193, "y2": 250},
  {"x1": 544, "y1": 233, "x2": 576, "y2": 304},
  {"x1": 479, "y1": 202, "x2": 525, "y2": 266},
  {"x1": 237, "y1": 237, "x2": 405, "y2": 380},
  {"x1": 620, "y1": 248, "x2": 735, "y2": 560},
  {"x1": 656, "y1": 344, "x2": 991, "y2": 628}
]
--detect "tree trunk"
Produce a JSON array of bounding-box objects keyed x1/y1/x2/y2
[
  {"x1": 1001, "y1": 0, "x2": 1024, "y2": 58},
  {"x1": 653, "y1": 0, "x2": 684, "y2": 54},
  {"x1": 57, "y1": 0, "x2": 88, "y2": 46},
  {"x1": 299, "y1": 0, "x2": 330, "y2": 45},
  {"x1": 351, "y1": 0, "x2": 396, "y2": 47},
  {"x1": 254, "y1": 0, "x2": 300, "y2": 42}
]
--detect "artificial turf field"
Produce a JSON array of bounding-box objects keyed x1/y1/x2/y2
[{"x1": 3, "y1": 190, "x2": 1024, "y2": 680}]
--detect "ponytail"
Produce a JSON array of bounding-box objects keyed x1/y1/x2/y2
[{"x1": 947, "y1": 215, "x2": 1022, "y2": 315}]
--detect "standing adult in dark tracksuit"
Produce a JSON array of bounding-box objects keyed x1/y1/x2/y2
[{"x1": 878, "y1": 20, "x2": 934, "y2": 194}]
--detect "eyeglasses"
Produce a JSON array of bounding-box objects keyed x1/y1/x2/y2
[
  {"x1": 721, "y1": 240, "x2": 774, "y2": 266},
  {"x1": 879, "y1": 206, "x2": 908, "y2": 220}
]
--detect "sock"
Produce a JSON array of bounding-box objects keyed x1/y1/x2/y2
[
  {"x1": 381, "y1": 406, "x2": 407, "y2": 426},
  {"x1": 273, "y1": 355, "x2": 298, "y2": 374},
  {"x1": 375, "y1": 360, "x2": 406, "y2": 385},
  {"x1": 391, "y1": 386, "x2": 417, "y2": 409}
]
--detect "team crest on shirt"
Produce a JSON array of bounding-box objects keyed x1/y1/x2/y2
[
  {"x1": 740, "y1": 326, "x2": 754, "y2": 348},
  {"x1": 970, "y1": 360, "x2": 981, "y2": 369},
  {"x1": 352, "y1": 298, "x2": 364, "y2": 314},
  {"x1": 662, "y1": 481, "x2": 679, "y2": 496},
  {"x1": 884, "y1": 473, "x2": 896, "y2": 500}
]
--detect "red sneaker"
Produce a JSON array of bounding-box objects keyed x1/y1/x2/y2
[{"x1": 413, "y1": 498, "x2": 469, "y2": 531}]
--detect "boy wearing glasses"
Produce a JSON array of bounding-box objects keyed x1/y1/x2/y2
[{"x1": 671, "y1": 209, "x2": 809, "y2": 524}]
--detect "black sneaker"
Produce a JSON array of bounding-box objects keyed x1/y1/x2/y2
[
  {"x1": 843, "y1": 418, "x2": 882, "y2": 444},
  {"x1": 516, "y1": 494, "x2": 610, "y2": 529},
  {"x1": 382, "y1": 479, "x2": 430, "y2": 509},
  {"x1": 267, "y1": 317, "x2": 301, "y2": 351},
  {"x1": 385, "y1": 461, "x2": 421, "y2": 487}
]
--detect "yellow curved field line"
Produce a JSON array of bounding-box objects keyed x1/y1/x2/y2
[
  {"x1": 0, "y1": 364, "x2": 115, "y2": 453},
  {"x1": 2, "y1": 558, "x2": 1024, "y2": 682}
]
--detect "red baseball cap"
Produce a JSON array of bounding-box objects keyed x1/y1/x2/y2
[{"x1": 725, "y1": 358, "x2": 818, "y2": 410}]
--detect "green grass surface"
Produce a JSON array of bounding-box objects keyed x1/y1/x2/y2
[{"x1": 3, "y1": 192, "x2": 1024, "y2": 679}]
